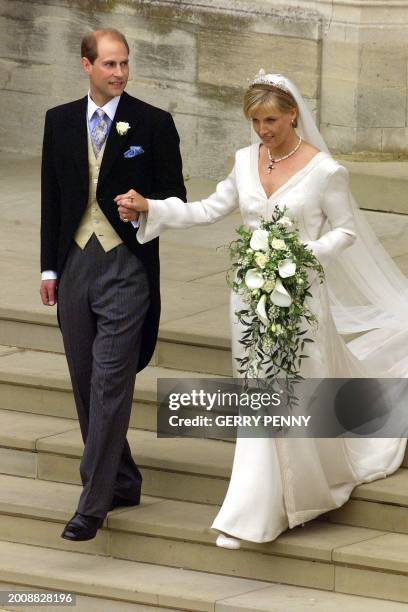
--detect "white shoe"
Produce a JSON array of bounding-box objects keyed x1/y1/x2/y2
[{"x1": 216, "y1": 533, "x2": 241, "y2": 550}]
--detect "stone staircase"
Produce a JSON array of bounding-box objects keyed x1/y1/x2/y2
[
  {"x1": 0, "y1": 154, "x2": 407, "y2": 610},
  {"x1": 0, "y1": 317, "x2": 408, "y2": 609}
]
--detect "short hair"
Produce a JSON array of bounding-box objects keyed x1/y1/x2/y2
[
  {"x1": 243, "y1": 83, "x2": 298, "y2": 128},
  {"x1": 81, "y1": 28, "x2": 129, "y2": 64}
]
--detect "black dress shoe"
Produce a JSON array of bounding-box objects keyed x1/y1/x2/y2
[
  {"x1": 109, "y1": 494, "x2": 140, "y2": 512},
  {"x1": 61, "y1": 512, "x2": 104, "y2": 541}
]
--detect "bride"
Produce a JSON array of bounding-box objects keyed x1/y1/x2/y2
[{"x1": 115, "y1": 71, "x2": 408, "y2": 549}]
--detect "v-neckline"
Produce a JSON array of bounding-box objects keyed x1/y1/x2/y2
[{"x1": 252, "y1": 143, "x2": 326, "y2": 200}]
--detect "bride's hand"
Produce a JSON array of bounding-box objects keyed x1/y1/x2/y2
[{"x1": 114, "y1": 190, "x2": 149, "y2": 222}]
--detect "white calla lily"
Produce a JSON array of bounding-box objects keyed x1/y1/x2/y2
[
  {"x1": 256, "y1": 294, "x2": 269, "y2": 325},
  {"x1": 270, "y1": 279, "x2": 292, "y2": 307},
  {"x1": 245, "y1": 268, "x2": 264, "y2": 289},
  {"x1": 278, "y1": 259, "x2": 296, "y2": 278},
  {"x1": 250, "y1": 229, "x2": 269, "y2": 251}
]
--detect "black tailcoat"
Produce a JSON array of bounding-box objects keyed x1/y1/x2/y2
[{"x1": 41, "y1": 91, "x2": 186, "y2": 371}]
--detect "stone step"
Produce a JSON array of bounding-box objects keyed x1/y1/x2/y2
[
  {"x1": 326, "y1": 468, "x2": 408, "y2": 533},
  {"x1": 344, "y1": 159, "x2": 408, "y2": 216},
  {"x1": 0, "y1": 406, "x2": 407, "y2": 524},
  {"x1": 0, "y1": 307, "x2": 232, "y2": 375},
  {"x1": 0, "y1": 542, "x2": 404, "y2": 612},
  {"x1": 0, "y1": 475, "x2": 408, "y2": 605},
  {"x1": 0, "y1": 408, "x2": 233, "y2": 505},
  {"x1": 0, "y1": 345, "x2": 406, "y2": 470},
  {"x1": 0, "y1": 539, "x2": 268, "y2": 612},
  {"x1": 0, "y1": 346, "x2": 219, "y2": 432},
  {"x1": 158, "y1": 325, "x2": 231, "y2": 375}
]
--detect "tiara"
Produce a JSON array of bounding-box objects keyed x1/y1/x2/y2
[{"x1": 250, "y1": 69, "x2": 289, "y2": 93}]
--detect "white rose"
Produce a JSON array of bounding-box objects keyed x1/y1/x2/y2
[
  {"x1": 254, "y1": 252, "x2": 268, "y2": 269},
  {"x1": 116, "y1": 121, "x2": 131, "y2": 135},
  {"x1": 262, "y1": 279, "x2": 275, "y2": 293},
  {"x1": 276, "y1": 216, "x2": 293, "y2": 229},
  {"x1": 250, "y1": 229, "x2": 269, "y2": 251},
  {"x1": 278, "y1": 259, "x2": 296, "y2": 278},
  {"x1": 245, "y1": 269, "x2": 264, "y2": 289},
  {"x1": 256, "y1": 294, "x2": 269, "y2": 325},
  {"x1": 270, "y1": 279, "x2": 292, "y2": 307},
  {"x1": 271, "y1": 238, "x2": 286, "y2": 251}
]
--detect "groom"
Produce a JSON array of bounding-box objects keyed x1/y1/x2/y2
[{"x1": 40, "y1": 28, "x2": 186, "y2": 541}]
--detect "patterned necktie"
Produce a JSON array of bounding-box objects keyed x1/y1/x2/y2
[{"x1": 90, "y1": 109, "x2": 109, "y2": 157}]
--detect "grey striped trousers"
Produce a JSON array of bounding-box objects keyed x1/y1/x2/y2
[{"x1": 57, "y1": 234, "x2": 150, "y2": 517}]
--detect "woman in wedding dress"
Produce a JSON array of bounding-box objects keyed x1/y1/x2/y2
[{"x1": 115, "y1": 72, "x2": 408, "y2": 549}]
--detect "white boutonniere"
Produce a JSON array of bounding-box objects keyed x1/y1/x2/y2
[{"x1": 116, "y1": 121, "x2": 130, "y2": 136}]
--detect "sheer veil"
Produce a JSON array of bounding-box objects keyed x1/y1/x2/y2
[{"x1": 250, "y1": 71, "x2": 408, "y2": 377}]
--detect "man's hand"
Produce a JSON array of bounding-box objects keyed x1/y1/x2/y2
[
  {"x1": 114, "y1": 189, "x2": 149, "y2": 222},
  {"x1": 40, "y1": 280, "x2": 58, "y2": 306}
]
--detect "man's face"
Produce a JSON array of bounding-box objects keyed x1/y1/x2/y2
[{"x1": 82, "y1": 36, "x2": 129, "y2": 103}]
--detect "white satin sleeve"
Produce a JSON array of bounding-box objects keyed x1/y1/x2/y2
[
  {"x1": 304, "y1": 165, "x2": 357, "y2": 268},
  {"x1": 137, "y1": 166, "x2": 238, "y2": 244}
]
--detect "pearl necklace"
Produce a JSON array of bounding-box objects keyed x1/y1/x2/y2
[{"x1": 267, "y1": 136, "x2": 302, "y2": 174}]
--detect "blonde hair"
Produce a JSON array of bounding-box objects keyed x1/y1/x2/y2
[{"x1": 243, "y1": 84, "x2": 298, "y2": 128}]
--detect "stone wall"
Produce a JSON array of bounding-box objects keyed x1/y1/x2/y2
[{"x1": 0, "y1": 0, "x2": 407, "y2": 180}]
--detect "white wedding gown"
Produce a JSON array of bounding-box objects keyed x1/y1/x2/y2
[{"x1": 137, "y1": 143, "x2": 407, "y2": 543}]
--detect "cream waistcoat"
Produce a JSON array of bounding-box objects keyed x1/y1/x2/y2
[{"x1": 74, "y1": 132, "x2": 123, "y2": 251}]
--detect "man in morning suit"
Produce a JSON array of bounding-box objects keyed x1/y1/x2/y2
[{"x1": 40, "y1": 28, "x2": 186, "y2": 541}]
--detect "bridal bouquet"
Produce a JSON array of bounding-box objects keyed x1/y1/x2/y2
[{"x1": 229, "y1": 205, "x2": 324, "y2": 394}]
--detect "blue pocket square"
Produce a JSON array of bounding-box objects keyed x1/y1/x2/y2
[{"x1": 124, "y1": 146, "x2": 144, "y2": 159}]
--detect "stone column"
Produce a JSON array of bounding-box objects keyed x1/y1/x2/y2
[{"x1": 307, "y1": 0, "x2": 408, "y2": 156}]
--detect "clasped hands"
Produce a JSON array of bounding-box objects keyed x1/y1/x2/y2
[{"x1": 114, "y1": 189, "x2": 149, "y2": 223}]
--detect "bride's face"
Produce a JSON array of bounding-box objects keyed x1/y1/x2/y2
[{"x1": 251, "y1": 106, "x2": 296, "y2": 149}]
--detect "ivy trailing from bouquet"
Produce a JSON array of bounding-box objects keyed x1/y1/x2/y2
[{"x1": 229, "y1": 205, "x2": 325, "y2": 403}]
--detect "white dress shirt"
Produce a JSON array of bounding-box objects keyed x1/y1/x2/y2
[{"x1": 42, "y1": 92, "x2": 138, "y2": 281}]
